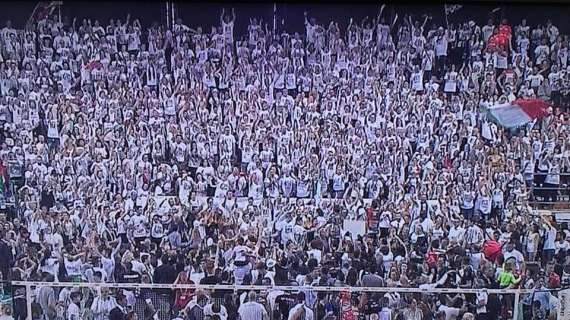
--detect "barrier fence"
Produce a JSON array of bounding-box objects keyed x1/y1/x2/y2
[
  {"x1": 529, "y1": 172, "x2": 570, "y2": 210},
  {"x1": 4, "y1": 281, "x2": 560, "y2": 320}
]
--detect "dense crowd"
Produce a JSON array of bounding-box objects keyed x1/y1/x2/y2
[{"x1": 0, "y1": 5, "x2": 568, "y2": 320}]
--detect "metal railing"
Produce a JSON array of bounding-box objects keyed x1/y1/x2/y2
[
  {"x1": 528, "y1": 172, "x2": 570, "y2": 209},
  {"x1": 7, "y1": 281, "x2": 551, "y2": 320}
]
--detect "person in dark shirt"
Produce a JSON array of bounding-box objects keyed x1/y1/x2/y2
[
  {"x1": 119, "y1": 262, "x2": 142, "y2": 284},
  {"x1": 252, "y1": 261, "x2": 268, "y2": 285},
  {"x1": 200, "y1": 259, "x2": 223, "y2": 306},
  {"x1": 0, "y1": 116, "x2": 6, "y2": 145},
  {"x1": 274, "y1": 257, "x2": 289, "y2": 285},
  {"x1": 40, "y1": 187, "x2": 55, "y2": 210},
  {"x1": 0, "y1": 231, "x2": 13, "y2": 281},
  {"x1": 482, "y1": 266, "x2": 501, "y2": 319},
  {"x1": 153, "y1": 254, "x2": 177, "y2": 287},
  {"x1": 109, "y1": 292, "x2": 127, "y2": 320},
  {"x1": 199, "y1": 259, "x2": 221, "y2": 285},
  {"x1": 275, "y1": 292, "x2": 298, "y2": 320}
]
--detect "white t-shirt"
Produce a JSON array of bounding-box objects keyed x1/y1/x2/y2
[
  {"x1": 437, "y1": 305, "x2": 460, "y2": 320},
  {"x1": 411, "y1": 71, "x2": 424, "y2": 91},
  {"x1": 67, "y1": 302, "x2": 80, "y2": 320},
  {"x1": 233, "y1": 245, "x2": 249, "y2": 262},
  {"x1": 476, "y1": 291, "x2": 488, "y2": 314},
  {"x1": 131, "y1": 215, "x2": 149, "y2": 238},
  {"x1": 482, "y1": 25, "x2": 494, "y2": 42},
  {"x1": 544, "y1": 226, "x2": 557, "y2": 250},
  {"x1": 528, "y1": 74, "x2": 544, "y2": 88},
  {"x1": 64, "y1": 258, "x2": 82, "y2": 277},
  {"x1": 503, "y1": 249, "x2": 524, "y2": 265},
  {"x1": 332, "y1": 174, "x2": 345, "y2": 191},
  {"x1": 434, "y1": 36, "x2": 448, "y2": 57},
  {"x1": 223, "y1": 21, "x2": 234, "y2": 43},
  {"x1": 127, "y1": 32, "x2": 140, "y2": 51}
]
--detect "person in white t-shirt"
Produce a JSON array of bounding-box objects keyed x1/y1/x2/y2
[
  {"x1": 221, "y1": 8, "x2": 236, "y2": 44},
  {"x1": 541, "y1": 215, "x2": 558, "y2": 265}
]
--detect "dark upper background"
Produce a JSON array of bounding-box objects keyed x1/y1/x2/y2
[{"x1": 0, "y1": 1, "x2": 568, "y2": 36}]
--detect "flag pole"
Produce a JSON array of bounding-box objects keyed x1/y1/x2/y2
[
  {"x1": 273, "y1": 2, "x2": 277, "y2": 35},
  {"x1": 58, "y1": 3, "x2": 62, "y2": 24},
  {"x1": 171, "y1": 1, "x2": 175, "y2": 29},
  {"x1": 443, "y1": 5, "x2": 449, "y2": 28},
  {"x1": 165, "y1": 2, "x2": 170, "y2": 30},
  {"x1": 27, "y1": 2, "x2": 41, "y2": 29}
]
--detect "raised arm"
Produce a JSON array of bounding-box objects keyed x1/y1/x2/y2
[
  {"x1": 541, "y1": 214, "x2": 554, "y2": 229},
  {"x1": 391, "y1": 13, "x2": 399, "y2": 30},
  {"x1": 361, "y1": 16, "x2": 369, "y2": 28},
  {"x1": 407, "y1": 14, "x2": 413, "y2": 27},
  {"x1": 123, "y1": 14, "x2": 131, "y2": 28},
  {"x1": 378, "y1": 4, "x2": 386, "y2": 21},
  {"x1": 421, "y1": 15, "x2": 429, "y2": 30},
  {"x1": 111, "y1": 235, "x2": 122, "y2": 258}
]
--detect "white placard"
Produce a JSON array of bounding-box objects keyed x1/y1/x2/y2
[{"x1": 342, "y1": 220, "x2": 367, "y2": 240}]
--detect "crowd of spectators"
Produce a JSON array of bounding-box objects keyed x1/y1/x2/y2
[{"x1": 0, "y1": 5, "x2": 567, "y2": 320}]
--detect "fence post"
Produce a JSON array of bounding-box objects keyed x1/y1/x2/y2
[
  {"x1": 26, "y1": 284, "x2": 32, "y2": 320},
  {"x1": 513, "y1": 291, "x2": 520, "y2": 320}
]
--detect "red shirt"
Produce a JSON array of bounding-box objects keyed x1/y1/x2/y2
[
  {"x1": 496, "y1": 34, "x2": 509, "y2": 49},
  {"x1": 499, "y1": 24, "x2": 512, "y2": 38}
]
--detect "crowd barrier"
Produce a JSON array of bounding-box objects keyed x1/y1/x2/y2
[
  {"x1": 7, "y1": 281, "x2": 558, "y2": 320},
  {"x1": 529, "y1": 172, "x2": 570, "y2": 210}
]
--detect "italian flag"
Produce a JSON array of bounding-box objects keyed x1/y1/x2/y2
[{"x1": 486, "y1": 98, "x2": 549, "y2": 128}]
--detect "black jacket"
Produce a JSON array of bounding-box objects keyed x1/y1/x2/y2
[
  {"x1": 0, "y1": 240, "x2": 13, "y2": 278},
  {"x1": 153, "y1": 263, "x2": 177, "y2": 284},
  {"x1": 153, "y1": 263, "x2": 177, "y2": 295},
  {"x1": 109, "y1": 306, "x2": 126, "y2": 320}
]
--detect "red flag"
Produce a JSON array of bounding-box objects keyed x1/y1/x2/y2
[
  {"x1": 512, "y1": 98, "x2": 549, "y2": 119},
  {"x1": 486, "y1": 98, "x2": 549, "y2": 128}
]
